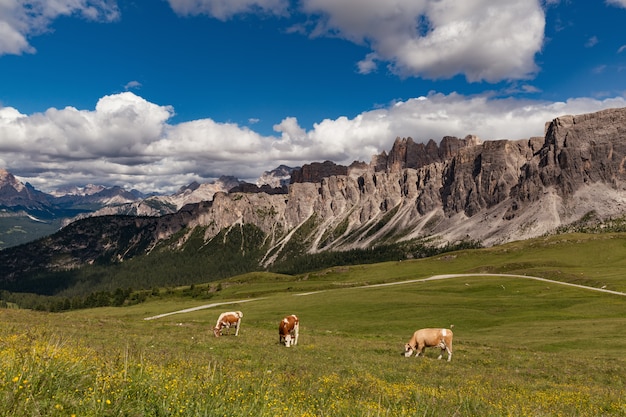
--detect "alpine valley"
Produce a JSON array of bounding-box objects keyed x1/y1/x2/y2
[{"x1": 2, "y1": 107, "x2": 626, "y2": 300}]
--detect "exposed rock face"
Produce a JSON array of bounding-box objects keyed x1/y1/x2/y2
[
  {"x1": 183, "y1": 107, "x2": 626, "y2": 252},
  {"x1": 227, "y1": 183, "x2": 288, "y2": 195},
  {"x1": 290, "y1": 161, "x2": 348, "y2": 183},
  {"x1": 0, "y1": 169, "x2": 52, "y2": 211},
  {"x1": 512, "y1": 109, "x2": 626, "y2": 203},
  {"x1": 2, "y1": 108, "x2": 626, "y2": 280},
  {"x1": 373, "y1": 135, "x2": 482, "y2": 173}
]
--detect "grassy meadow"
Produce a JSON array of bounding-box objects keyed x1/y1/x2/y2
[{"x1": 1, "y1": 232, "x2": 626, "y2": 416}]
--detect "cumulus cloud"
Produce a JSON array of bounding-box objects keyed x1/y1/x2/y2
[
  {"x1": 0, "y1": 0, "x2": 119, "y2": 56},
  {"x1": 300, "y1": 0, "x2": 545, "y2": 82},
  {"x1": 2, "y1": 91, "x2": 625, "y2": 194},
  {"x1": 167, "y1": 0, "x2": 290, "y2": 20}
]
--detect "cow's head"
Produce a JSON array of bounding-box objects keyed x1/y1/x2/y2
[
  {"x1": 283, "y1": 335, "x2": 293, "y2": 347},
  {"x1": 213, "y1": 327, "x2": 221, "y2": 337},
  {"x1": 404, "y1": 343, "x2": 414, "y2": 357}
]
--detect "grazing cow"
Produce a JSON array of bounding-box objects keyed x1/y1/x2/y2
[
  {"x1": 213, "y1": 311, "x2": 243, "y2": 337},
  {"x1": 404, "y1": 328, "x2": 453, "y2": 361},
  {"x1": 278, "y1": 314, "x2": 299, "y2": 347}
]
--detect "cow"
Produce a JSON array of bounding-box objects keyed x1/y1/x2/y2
[
  {"x1": 404, "y1": 328, "x2": 453, "y2": 361},
  {"x1": 213, "y1": 311, "x2": 243, "y2": 337},
  {"x1": 278, "y1": 314, "x2": 299, "y2": 347}
]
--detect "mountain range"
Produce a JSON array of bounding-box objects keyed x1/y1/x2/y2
[
  {"x1": 0, "y1": 166, "x2": 295, "y2": 249},
  {"x1": 1, "y1": 107, "x2": 626, "y2": 294}
]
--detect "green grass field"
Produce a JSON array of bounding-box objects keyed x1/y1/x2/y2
[{"x1": 1, "y1": 233, "x2": 626, "y2": 416}]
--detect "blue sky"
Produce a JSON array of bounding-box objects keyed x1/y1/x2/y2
[{"x1": 1, "y1": 0, "x2": 626, "y2": 194}]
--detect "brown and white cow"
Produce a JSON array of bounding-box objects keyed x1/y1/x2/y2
[
  {"x1": 278, "y1": 314, "x2": 299, "y2": 347},
  {"x1": 213, "y1": 311, "x2": 243, "y2": 337},
  {"x1": 404, "y1": 328, "x2": 453, "y2": 361}
]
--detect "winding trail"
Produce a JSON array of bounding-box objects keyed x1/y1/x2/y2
[{"x1": 143, "y1": 273, "x2": 626, "y2": 320}]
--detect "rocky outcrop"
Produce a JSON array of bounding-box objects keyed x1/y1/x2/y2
[
  {"x1": 372, "y1": 135, "x2": 482, "y2": 173},
  {"x1": 505, "y1": 108, "x2": 626, "y2": 220},
  {"x1": 227, "y1": 183, "x2": 288, "y2": 195},
  {"x1": 290, "y1": 161, "x2": 348, "y2": 183}
]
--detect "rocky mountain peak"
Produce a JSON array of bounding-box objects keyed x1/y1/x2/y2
[
  {"x1": 0, "y1": 169, "x2": 21, "y2": 192},
  {"x1": 257, "y1": 165, "x2": 298, "y2": 188},
  {"x1": 0, "y1": 169, "x2": 50, "y2": 209},
  {"x1": 374, "y1": 134, "x2": 482, "y2": 173}
]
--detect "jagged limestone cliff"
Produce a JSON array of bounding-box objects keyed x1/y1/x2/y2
[{"x1": 153, "y1": 107, "x2": 626, "y2": 257}]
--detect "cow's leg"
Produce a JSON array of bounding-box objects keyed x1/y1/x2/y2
[
  {"x1": 436, "y1": 339, "x2": 447, "y2": 359},
  {"x1": 234, "y1": 319, "x2": 240, "y2": 336},
  {"x1": 293, "y1": 324, "x2": 299, "y2": 346},
  {"x1": 415, "y1": 344, "x2": 424, "y2": 358},
  {"x1": 446, "y1": 346, "x2": 452, "y2": 361}
]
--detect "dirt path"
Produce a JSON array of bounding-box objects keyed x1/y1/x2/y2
[
  {"x1": 349, "y1": 273, "x2": 626, "y2": 296},
  {"x1": 143, "y1": 298, "x2": 264, "y2": 321},
  {"x1": 143, "y1": 273, "x2": 626, "y2": 320}
]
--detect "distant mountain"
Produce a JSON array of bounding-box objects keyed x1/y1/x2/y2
[
  {"x1": 0, "y1": 172, "x2": 149, "y2": 249},
  {"x1": 256, "y1": 165, "x2": 299, "y2": 188},
  {"x1": 49, "y1": 184, "x2": 107, "y2": 197},
  {"x1": 0, "y1": 168, "x2": 297, "y2": 249},
  {"x1": 0, "y1": 169, "x2": 54, "y2": 215},
  {"x1": 66, "y1": 176, "x2": 244, "y2": 221},
  {"x1": 3, "y1": 107, "x2": 626, "y2": 296}
]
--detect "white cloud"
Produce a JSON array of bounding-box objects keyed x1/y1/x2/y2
[
  {"x1": 2, "y1": 91, "x2": 625, "y2": 194},
  {"x1": 0, "y1": 19, "x2": 33, "y2": 55},
  {"x1": 0, "y1": 0, "x2": 119, "y2": 56},
  {"x1": 357, "y1": 52, "x2": 379, "y2": 74},
  {"x1": 606, "y1": 0, "x2": 626, "y2": 8},
  {"x1": 273, "y1": 117, "x2": 307, "y2": 143},
  {"x1": 300, "y1": 0, "x2": 545, "y2": 82},
  {"x1": 124, "y1": 80, "x2": 142, "y2": 90},
  {"x1": 167, "y1": 0, "x2": 289, "y2": 20}
]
